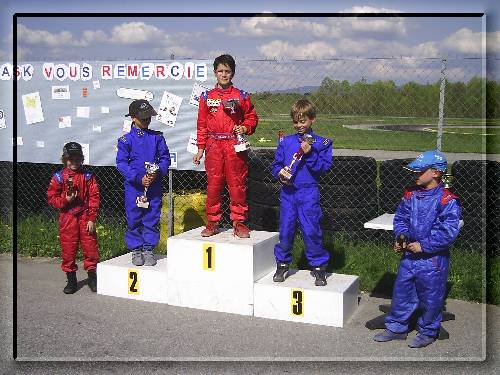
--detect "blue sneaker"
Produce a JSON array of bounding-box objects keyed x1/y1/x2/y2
[
  {"x1": 408, "y1": 333, "x2": 436, "y2": 348},
  {"x1": 373, "y1": 329, "x2": 407, "y2": 342}
]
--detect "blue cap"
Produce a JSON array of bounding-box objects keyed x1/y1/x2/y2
[{"x1": 405, "y1": 150, "x2": 448, "y2": 172}]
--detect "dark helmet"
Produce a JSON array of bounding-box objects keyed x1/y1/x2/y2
[{"x1": 62, "y1": 142, "x2": 84, "y2": 159}]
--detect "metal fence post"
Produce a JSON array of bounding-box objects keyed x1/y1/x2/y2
[
  {"x1": 437, "y1": 58, "x2": 447, "y2": 151},
  {"x1": 168, "y1": 169, "x2": 173, "y2": 237}
]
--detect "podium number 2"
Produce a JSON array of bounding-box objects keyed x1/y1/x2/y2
[
  {"x1": 291, "y1": 289, "x2": 304, "y2": 316},
  {"x1": 203, "y1": 243, "x2": 215, "y2": 270},
  {"x1": 128, "y1": 269, "x2": 139, "y2": 294}
]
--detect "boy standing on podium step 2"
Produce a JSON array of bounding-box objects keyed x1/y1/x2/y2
[
  {"x1": 193, "y1": 54, "x2": 258, "y2": 238},
  {"x1": 47, "y1": 142, "x2": 100, "y2": 294},
  {"x1": 271, "y1": 99, "x2": 332, "y2": 286},
  {"x1": 116, "y1": 99, "x2": 171, "y2": 267},
  {"x1": 373, "y1": 150, "x2": 462, "y2": 348}
]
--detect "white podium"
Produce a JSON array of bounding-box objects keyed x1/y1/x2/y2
[
  {"x1": 166, "y1": 227, "x2": 278, "y2": 315},
  {"x1": 253, "y1": 270, "x2": 359, "y2": 327},
  {"x1": 97, "y1": 253, "x2": 168, "y2": 304}
]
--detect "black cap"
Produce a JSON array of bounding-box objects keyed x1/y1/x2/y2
[
  {"x1": 125, "y1": 99, "x2": 157, "y2": 119},
  {"x1": 63, "y1": 142, "x2": 83, "y2": 158}
]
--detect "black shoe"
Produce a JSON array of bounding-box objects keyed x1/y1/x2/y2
[
  {"x1": 63, "y1": 271, "x2": 77, "y2": 294},
  {"x1": 273, "y1": 263, "x2": 289, "y2": 282},
  {"x1": 311, "y1": 266, "x2": 327, "y2": 286},
  {"x1": 87, "y1": 271, "x2": 97, "y2": 292}
]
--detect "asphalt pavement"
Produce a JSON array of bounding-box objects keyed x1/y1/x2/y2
[{"x1": 0, "y1": 253, "x2": 498, "y2": 374}]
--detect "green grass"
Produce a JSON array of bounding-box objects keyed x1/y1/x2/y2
[
  {"x1": 0, "y1": 218, "x2": 12, "y2": 253},
  {"x1": 11, "y1": 216, "x2": 499, "y2": 305},
  {"x1": 249, "y1": 114, "x2": 499, "y2": 153}
]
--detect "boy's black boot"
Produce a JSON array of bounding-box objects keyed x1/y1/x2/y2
[
  {"x1": 63, "y1": 271, "x2": 77, "y2": 294},
  {"x1": 273, "y1": 263, "x2": 289, "y2": 282},
  {"x1": 87, "y1": 271, "x2": 97, "y2": 292},
  {"x1": 311, "y1": 266, "x2": 327, "y2": 286}
]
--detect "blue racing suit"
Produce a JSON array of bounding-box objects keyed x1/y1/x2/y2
[
  {"x1": 386, "y1": 183, "x2": 461, "y2": 338},
  {"x1": 116, "y1": 125, "x2": 170, "y2": 251},
  {"x1": 271, "y1": 131, "x2": 332, "y2": 267}
]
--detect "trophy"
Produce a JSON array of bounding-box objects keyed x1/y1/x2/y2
[
  {"x1": 66, "y1": 176, "x2": 77, "y2": 195},
  {"x1": 278, "y1": 134, "x2": 315, "y2": 181},
  {"x1": 137, "y1": 162, "x2": 159, "y2": 208},
  {"x1": 222, "y1": 98, "x2": 250, "y2": 152}
]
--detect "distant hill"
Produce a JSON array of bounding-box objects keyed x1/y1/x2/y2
[{"x1": 259, "y1": 85, "x2": 320, "y2": 94}]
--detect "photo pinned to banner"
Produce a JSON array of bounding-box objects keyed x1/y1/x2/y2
[
  {"x1": 101, "y1": 106, "x2": 110, "y2": 114},
  {"x1": 189, "y1": 83, "x2": 209, "y2": 107},
  {"x1": 157, "y1": 91, "x2": 182, "y2": 127},
  {"x1": 92, "y1": 124, "x2": 102, "y2": 133},
  {"x1": 51, "y1": 85, "x2": 70, "y2": 100},
  {"x1": 58, "y1": 116, "x2": 72, "y2": 128},
  {"x1": 22, "y1": 92, "x2": 44, "y2": 125},
  {"x1": 76, "y1": 106, "x2": 90, "y2": 118},
  {"x1": 0, "y1": 109, "x2": 5, "y2": 129},
  {"x1": 116, "y1": 87, "x2": 154, "y2": 101},
  {"x1": 36, "y1": 140, "x2": 45, "y2": 148},
  {"x1": 186, "y1": 133, "x2": 198, "y2": 154},
  {"x1": 93, "y1": 80, "x2": 100, "y2": 89}
]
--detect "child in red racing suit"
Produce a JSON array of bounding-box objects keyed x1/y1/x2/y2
[
  {"x1": 47, "y1": 142, "x2": 100, "y2": 294},
  {"x1": 193, "y1": 54, "x2": 258, "y2": 238}
]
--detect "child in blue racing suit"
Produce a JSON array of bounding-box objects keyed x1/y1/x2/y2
[{"x1": 374, "y1": 150, "x2": 462, "y2": 348}]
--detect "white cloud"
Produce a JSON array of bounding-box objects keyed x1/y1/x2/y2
[
  {"x1": 258, "y1": 40, "x2": 337, "y2": 59},
  {"x1": 336, "y1": 38, "x2": 439, "y2": 58},
  {"x1": 335, "y1": 6, "x2": 407, "y2": 37},
  {"x1": 342, "y1": 6, "x2": 403, "y2": 13},
  {"x1": 223, "y1": 16, "x2": 340, "y2": 38},
  {"x1": 82, "y1": 30, "x2": 108, "y2": 44},
  {"x1": 17, "y1": 24, "x2": 86, "y2": 47},
  {"x1": 110, "y1": 22, "x2": 168, "y2": 45},
  {"x1": 487, "y1": 31, "x2": 500, "y2": 53},
  {"x1": 442, "y1": 28, "x2": 483, "y2": 54}
]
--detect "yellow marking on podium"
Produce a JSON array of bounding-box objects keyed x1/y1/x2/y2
[
  {"x1": 203, "y1": 243, "x2": 215, "y2": 271},
  {"x1": 291, "y1": 289, "x2": 304, "y2": 316},
  {"x1": 128, "y1": 269, "x2": 139, "y2": 294}
]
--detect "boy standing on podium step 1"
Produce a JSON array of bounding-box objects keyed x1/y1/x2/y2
[
  {"x1": 271, "y1": 99, "x2": 332, "y2": 286},
  {"x1": 193, "y1": 54, "x2": 258, "y2": 238},
  {"x1": 47, "y1": 142, "x2": 100, "y2": 294},
  {"x1": 116, "y1": 99, "x2": 171, "y2": 267},
  {"x1": 373, "y1": 150, "x2": 462, "y2": 348}
]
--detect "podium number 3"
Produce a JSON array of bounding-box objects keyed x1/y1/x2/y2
[
  {"x1": 128, "y1": 269, "x2": 139, "y2": 294},
  {"x1": 291, "y1": 289, "x2": 304, "y2": 316},
  {"x1": 203, "y1": 243, "x2": 215, "y2": 270}
]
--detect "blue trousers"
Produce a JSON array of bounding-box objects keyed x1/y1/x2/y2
[
  {"x1": 385, "y1": 254, "x2": 449, "y2": 338},
  {"x1": 124, "y1": 185, "x2": 162, "y2": 251},
  {"x1": 274, "y1": 185, "x2": 329, "y2": 267}
]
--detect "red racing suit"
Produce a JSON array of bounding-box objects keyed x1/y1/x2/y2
[
  {"x1": 197, "y1": 84, "x2": 258, "y2": 222},
  {"x1": 47, "y1": 167, "x2": 100, "y2": 273}
]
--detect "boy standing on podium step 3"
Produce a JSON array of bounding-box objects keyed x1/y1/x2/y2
[
  {"x1": 47, "y1": 142, "x2": 100, "y2": 294},
  {"x1": 116, "y1": 99, "x2": 171, "y2": 267},
  {"x1": 271, "y1": 99, "x2": 332, "y2": 286},
  {"x1": 193, "y1": 54, "x2": 258, "y2": 238},
  {"x1": 373, "y1": 150, "x2": 462, "y2": 348}
]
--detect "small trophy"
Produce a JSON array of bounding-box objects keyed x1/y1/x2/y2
[
  {"x1": 222, "y1": 98, "x2": 250, "y2": 152},
  {"x1": 222, "y1": 98, "x2": 239, "y2": 114},
  {"x1": 137, "y1": 162, "x2": 160, "y2": 208},
  {"x1": 66, "y1": 176, "x2": 77, "y2": 195},
  {"x1": 278, "y1": 134, "x2": 315, "y2": 182}
]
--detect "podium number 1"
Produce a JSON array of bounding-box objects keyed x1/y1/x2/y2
[
  {"x1": 291, "y1": 289, "x2": 304, "y2": 316},
  {"x1": 203, "y1": 243, "x2": 215, "y2": 270},
  {"x1": 128, "y1": 269, "x2": 139, "y2": 294}
]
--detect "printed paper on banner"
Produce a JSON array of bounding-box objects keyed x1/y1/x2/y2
[
  {"x1": 101, "y1": 106, "x2": 110, "y2": 114},
  {"x1": 123, "y1": 119, "x2": 132, "y2": 133},
  {"x1": 58, "y1": 116, "x2": 72, "y2": 128},
  {"x1": 0, "y1": 109, "x2": 5, "y2": 129},
  {"x1": 51, "y1": 85, "x2": 70, "y2": 100},
  {"x1": 169, "y1": 152, "x2": 178, "y2": 169},
  {"x1": 92, "y1": 124, "x2": 102, "y2": 133},
  {"x1": 76, "y1": 106, "x2": 90, "y2": 118},
  {"x1": 36, "y1": 141, "x2": 45, "y2": 148},
  {"x1": 17, "y1": 137, "x2": 24, "y2": 146},
  {"x1": 93, "y1": 80, "x2": 100, "y2": 89},
  {"x1": 189, "y1": 83, "x2": 209, "y2": 107},
  {"x1": 22, "y1": 92, "x2": 44, "y2": 125},
  {"x1": 156, "y1": 91, "x2": 182, "y2": 127},
  {"x1": 186, "y1": 133, "x2": 198, "y2": 154},
  {"x1": 116, "y1": 87, "x2": 154, "y2": 101}
]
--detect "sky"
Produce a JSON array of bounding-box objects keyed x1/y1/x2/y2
[{"x1": 0, "y1": 0, "x2": 499, "y2": 85}]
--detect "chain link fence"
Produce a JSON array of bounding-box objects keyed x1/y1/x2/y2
[{"x1": 9, "y1": 57, "x2": 499, "y2": 256}]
